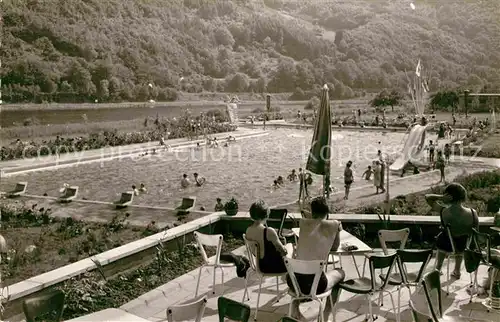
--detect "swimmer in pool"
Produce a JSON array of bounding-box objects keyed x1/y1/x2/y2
[
  {"x1": 272, "y1": 180, "x2": 280, "y2": 189},
  {"x1": 214, "y1": 198, "x2": 224, "y2": 211},
  {"x1": 193, "y1": 173, "x2": 206, "y2": 187},
  {"x1": 139, "y1": 183, "x2": 147, "y2": 193},
  {"x1": 287, "y1": 169, "x2": 298, "y2": 182},
  {"x1": 151, "y1": 148, "x2": 157, "y2": 155},
  {"x1": 276, "y1": 176, "x2": 284, "y2": 185},
  {"x1": 132, "y1": 185, "x2": 139, "y2": 196},
  {"x1": 181, "y1": 174, "x2": 190, "y2": 188},
  {"x1": 362, "y1": 165, "x2": 373, "y2": 180}
]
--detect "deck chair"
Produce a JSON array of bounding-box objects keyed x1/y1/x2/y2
[
  {"x1": 267, "y1": 208, "x2": 296, "y2": 243},
  {"x1": 58, "y1": 186, "x2": 78, "y2": 203},
  {"x1": 7, "y1": 182, "x2": 28, "y2": 197},
  {"x1": 23, "y1": 289, "x2": 65, "y2": 322},
  {"x1": 115, "y1": 192, "x2": 134, "y2": 209},
  {"x1": 176, "y1": 197, "x2": 196, "y2": 215},
  {"x1": 167, "y1": 296, "x2": 207, "y2": 322}
]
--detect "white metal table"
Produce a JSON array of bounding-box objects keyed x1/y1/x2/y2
[{"x1": 291, "y1": 228, "x2": 372, "y2": 277}]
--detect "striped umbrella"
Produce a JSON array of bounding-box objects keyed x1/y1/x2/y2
[{"x1": 306, "y1": 84, "x2": 332, "y2": 198}]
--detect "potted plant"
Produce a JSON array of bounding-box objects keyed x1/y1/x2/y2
[{"x1": 224, "y1": 197, "x2": 239, "y2": 216}]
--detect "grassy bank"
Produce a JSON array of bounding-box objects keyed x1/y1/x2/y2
[
  {"x1": 0, "y1": 204, "x2": 146, "y2": 285},
  {"x1": 354, "y1": 170, "x2": 500, "y2": 216},
  {"x1": 460, "y1": 131, "x2": 500, "y2": 159}
]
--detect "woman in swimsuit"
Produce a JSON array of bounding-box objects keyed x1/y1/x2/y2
[
  {"x1": 245, "y1": 200, "x2": 293, "y2": 274},
  {"x1": 425, "y1": 183, "x2": 479, "y2": 279},
  {"x1": 343, "y1": 161, "x2": 354, "y2": 200}
]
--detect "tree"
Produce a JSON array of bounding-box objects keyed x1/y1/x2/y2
[
  {"x1": 98, "y1": 79, "x2": 110, "y2": 101},
  {"x1": 60, "y1": 81, "x2": 72, "y2": 92},
  {"x1": 225, "y1": 73, "x2": 250, "y2": 92},
  {"x1": 430, "y1": 90, "x2": 459, "y2": 112},
  {"x1": 370, "y1": 89, "x2": 403, "y2": 112},
  {"x1": 68, "y1": 63, "x2": 95, "y2": 96}
]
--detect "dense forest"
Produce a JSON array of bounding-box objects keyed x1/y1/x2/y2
[{"x1": 2, "y1": 0, "x2": 500, "y2": 103}]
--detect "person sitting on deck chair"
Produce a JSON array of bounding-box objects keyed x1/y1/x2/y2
[
  {"x1": 289, "y1": 196, "x2": 345, "y2": 321},
  {"x1": 245, "y1": 200, "x2": 293, "y2": 274},
  {"x1": 425, "y1": 183, "x2": 479, "y2": 279}
]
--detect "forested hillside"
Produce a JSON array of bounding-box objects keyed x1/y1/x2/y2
[{"x1": 2, "y1": 0, "x2": 500, "y2": 103}]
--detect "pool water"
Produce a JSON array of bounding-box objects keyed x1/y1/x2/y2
[{"x1": 1, "y1": 129, "x2": 406, "y2": 210}]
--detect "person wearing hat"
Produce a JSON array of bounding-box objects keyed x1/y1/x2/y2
[{"x1": 425, "y1": 183, "x2": 479, "y2": 279}]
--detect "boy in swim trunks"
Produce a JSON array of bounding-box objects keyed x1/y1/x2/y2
[
  {"x1": 444, "y1": 143, "x2": 451, "y2": 164},
  {"x1": 343, "y1": 161, "x2": 353, "y2": 200},
  {"x1": 362, "y1": 165, "x2": 373, "y2": 180},
  {"x1": 428, "y1": 140, "x2": 435, "y2": 163}
]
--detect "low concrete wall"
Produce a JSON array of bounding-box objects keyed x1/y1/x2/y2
[{"x1": 3, "y1": 212, "x2": 227, "y2": 318}]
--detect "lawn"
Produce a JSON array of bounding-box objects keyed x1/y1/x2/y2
[{"x1": 0, "y1": 203, "x2": 146, "y2": 285}]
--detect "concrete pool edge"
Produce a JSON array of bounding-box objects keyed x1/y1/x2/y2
[
  {"x1": 0, "y1": 130, "x2": 269, "y2": 176},
  {"x1": 4, "y1": 210, "x2": 495, "y2": 319}
]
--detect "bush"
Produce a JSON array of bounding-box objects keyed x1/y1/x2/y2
[{"x1": 304, "y1": 97, "x2": 320, "y2": 110}]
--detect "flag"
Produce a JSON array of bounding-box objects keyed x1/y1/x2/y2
[{"x1": 415, "y1": 59, "x2": 421, "y2": 77}]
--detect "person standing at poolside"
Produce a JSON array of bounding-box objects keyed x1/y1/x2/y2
[
  {"x1": 298, "y1": 168, "x2": 309, "y2": 201},
  {"x1": 373, "y1": 161, "x2": 382, "y2": 194},
  {"x1": 444, "y1": 143, "x2": 452, "y2": 164},
  {"x1": 435, "y1": 150, "x2": 446, "y2": 184},
  {"x1": 343, "y1": 161, "x2": 354, "y2": 200},
  {"x1": 428, "y1": 140, "x2": 435, "y2": 163},
  {"x1": 377, "y1": 150, "x2": 386, "y2": 193}
]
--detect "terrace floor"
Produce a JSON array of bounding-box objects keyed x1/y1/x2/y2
[{"x1": 120, "y1": 246, "x2": 499, "y2": 322}]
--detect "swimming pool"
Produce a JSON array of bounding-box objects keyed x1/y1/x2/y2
[{"x1": 1, "y1": 129, "x2": 406, "y2": 210}]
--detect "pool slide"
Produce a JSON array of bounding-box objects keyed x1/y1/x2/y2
[{"x1": 389, "y1": 125, "x2": 427, "y2": 172}]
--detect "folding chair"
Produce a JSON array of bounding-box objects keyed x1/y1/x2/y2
[
  {"x1": 267, "y1": 209, "x2": 295, "y2": 242},
  {"x1": 285, "y1": 258, "x2": 333, "y2": 322},
  {"x1": 23, "y1": 289, "x2": 65, "y2": 322},
  {"x1": 218, "y1": 296, "x2": 251, "y2": 322},
  {"x1": 166, "y1": 296, "x2": 207, "y2": 322},
  {"x1": 380, "y1": 249, "x2": 433, "y2": 322},
  {"x1": 193, "y1": 232, "x2": 235, "y2": 297},
  {"x1": 242, "y1": 234, "x2": 286, "y2": 321},
  {"x1": 339, "y1": 253, "x2": 398, "y2": 321}
]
